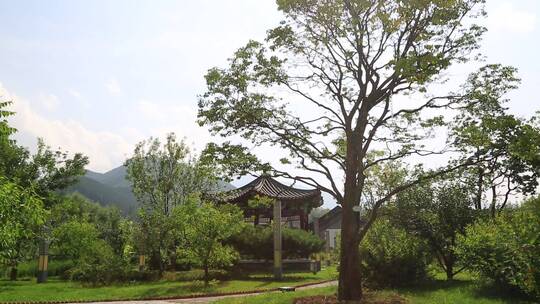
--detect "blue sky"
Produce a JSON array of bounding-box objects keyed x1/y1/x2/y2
[{"x1": 0, "y1": 0, "x2": 539, "y2": 173}]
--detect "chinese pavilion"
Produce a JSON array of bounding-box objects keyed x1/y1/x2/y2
[{"x1": 220, "y1": 175, "x2": 323, "y2": 230}]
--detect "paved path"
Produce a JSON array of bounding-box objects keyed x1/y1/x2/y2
[{"x1": 77, "y1": 280, "x2": 337, "y2": 304}]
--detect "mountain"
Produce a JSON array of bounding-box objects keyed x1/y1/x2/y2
[
  {"x1": 65, "y1": 175, "x2": 139, "y2": 216},
  {"x1": 66, "y1": 165, "x2": 235, "y2": 216}
]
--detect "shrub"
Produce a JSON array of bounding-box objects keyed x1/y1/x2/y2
[
  {"x1": 8, "y1": 259, "x2": 75, "y2": 279},
  {"x1": 227, "y1": 225, "x2": 324, "y2": 260},
  {"x1": 70, "y1": 240, "x2": 129, "y2": 285},
  {"x1": 457, "y1": 197, "x2": 540, "y2": 299},
  {"x1": 360, "y1": 219, "x2": 430, "y2": 288}
]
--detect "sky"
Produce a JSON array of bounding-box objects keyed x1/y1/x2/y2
[{"x1": 0, "y1": 0, "x2": 539, "y2": 176}]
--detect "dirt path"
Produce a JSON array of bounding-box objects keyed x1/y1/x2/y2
[{"x1": 76, "y1": 280, "x2": 337, "y2": 304}]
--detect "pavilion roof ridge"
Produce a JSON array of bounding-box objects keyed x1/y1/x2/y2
[{"x1": 221, "y1": 175, "x2": 322, "y2": 204}]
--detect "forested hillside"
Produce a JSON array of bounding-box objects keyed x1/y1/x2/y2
[{"x1": 66, "y1": 165, "x2": 235, "y2": 216}]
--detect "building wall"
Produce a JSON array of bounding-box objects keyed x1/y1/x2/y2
[
  {"x1": 324, "y1": 228, "x2": 341, "y2": 249},
  {"x1": 314, "y1": 207, "x2": 342, "y2": 250}
]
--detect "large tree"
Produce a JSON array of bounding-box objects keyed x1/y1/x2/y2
[
  {"x1": 195, "y1": 0, "x2": 520, "y2": 300},
  {"x1": 0, "y1": 100, "x2": 88, "y2": 280}
]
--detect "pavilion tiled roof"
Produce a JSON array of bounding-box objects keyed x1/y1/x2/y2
[{"x1": 221, "y1": 175, "x2": 322, "y2": 206}]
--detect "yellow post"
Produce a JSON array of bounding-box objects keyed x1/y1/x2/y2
[
  {"x1": 139, "y1": 254, "x2": 145, "y2": 271},
  {"x1": 37, "y1": 239, "x2": 49, "y2": 283}
]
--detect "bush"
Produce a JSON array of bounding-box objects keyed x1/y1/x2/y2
[
  {"x1": 7, "y1": 259, "x2": 75, "y2": 279},
  {"x1": 227, "y1": 225, "x2": 324, "y2": 260},
  {"x1": 457, "y1": 197, "x2": 540, "y2": 300},
  {"x1": 360, "y1": 219, "x2": 430, "y2": 288},
  {"x1": 70, "y1": 240, "x2": 130, "y2": 285}
]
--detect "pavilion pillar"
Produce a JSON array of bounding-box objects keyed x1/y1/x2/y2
[{"x1": 273, "y1": 199, "x2": 283, "y2": 280}]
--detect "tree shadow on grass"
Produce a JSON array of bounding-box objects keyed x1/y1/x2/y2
[
  {"x1": 397, "y1": 278, "x2": 536, "y2": 304},
  {"x1": 472, "y1": 281, "x2": 536, "y2": 304}
]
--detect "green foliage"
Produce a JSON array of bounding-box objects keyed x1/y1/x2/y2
[
  {"x1": 247, "y1": 194, "x2": 274, "y2": 209},
  {"x1": 4, "y1": 259, "x2": 75, "y2": 279},
  {"x1": 227, "y1": 225, "x2": 324, "y2": 260},
  {"x1": 457, "y1": 197, "x2": 540, "y2": 299},
  {"x1": 173, "y1": 199, "x2": 245, "y2": 284},
  {"x1": 50, "y1": 194, "x2": 132, "y2": 256},
  {"x1": 0, "y1": 178, "x2": 46, "y2": 278},
  {"x1": 126, "y1": 133, "x2": 218, "y2": 273},
  {"x1": 126, "y1": 133, "x2": 216, "y2": 214},
  {"x1": 452, "y1": 66, "x2": 540, "y2": 212},
  {"x1": 391, "y1": 179, "x2": 477, "y2": 279},
  {"x1": 360, "y1": 219, "x2": 430, "y2": 288},
  {"x1": 0, "y1": 100, "x2": 16, "y2": 144},
  {"x1": 0, "y1": 178, "x2": 45, "y2": 252},
  {"x1": 69, "y1": 239, "x2": 129, "y2": 285},
  {"x1": 52, "y1": 221, "x2": 101, "y2": 259},
  {"x1": 45, "y1": 195, "x2": 134, "y2": 281}
]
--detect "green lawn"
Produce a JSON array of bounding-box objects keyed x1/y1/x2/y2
[
  {"x1": 394, "y1": 271, "x2": 536, "y2": 304},
  {"x1": 0, "y1": 267, "x2": 337, "y2": 303},
  {"x1": 212, "y1": 287, "x2": 402, "y2": 304},
  {"x1": 213, "y1": 271, "x2": 537, "y2": 304}
]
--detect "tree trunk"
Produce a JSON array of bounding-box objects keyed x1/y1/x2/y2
[
  {"x1": 150, "y1": 250, "x2": 163, "y2": 275},
  {"x1": 204, "y1": 264, "x2": 209, "y2": 286},
  {"x1": 490, "y1": 185, "x2": 497, "y2": 219},
  {"x1": 475, "y1": 167, "x2": 484, "y2": 210},
  {"x1": 338, "y1": 193, "x2": 363, "y2": 301},
  {"x1": 9, "y1": 266, "x2": 17, "y2": 281},
  {"x1": 445, "y1": 261, "x2": 454, "y2": 281},
  {"x1": 169, "y1": 250, "x2": 177, "y2": 271},
  {"x1": 338, "y1": 133, "x2": 364, "y2": 302}
]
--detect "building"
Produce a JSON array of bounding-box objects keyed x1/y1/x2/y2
[
  {"x1": 219, "y1": 175, "x2": 323, "y2": 230},
  {"x1": 313, "y1": 206, "x2": 342, "y2": 250}
]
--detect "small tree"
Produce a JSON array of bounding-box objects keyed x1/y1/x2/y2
[
  {"x1": 125, "y1": 133, "x2": 216, "y2": 274},
  {"x1": 360, "y1": 219, "x2": 429, "y2": 288},
  {"x1": 391, "y1": 178, "x2": 477, "y2": 280},
  {"x1": 174, "y1": 198, "x2": 244, "y2": 285},
  {"x1": 0, "y1": 178, "x2": 46, "y2": 280}
]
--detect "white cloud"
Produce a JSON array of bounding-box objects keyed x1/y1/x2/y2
[
  {"x1": 135, "y1": 99, "x2": 211, "y2": 153},
  {"x1": 488, "y1": 2, "x2": 537, "y2": 34},
  {"x1": 68, "y1": 89, "x2": 82, "y2": 99},
  {"x1": 39, "y1": 93, "x2": 60, "y2": 111},
  {"x1": 105, "y1": 77, "x2": 123, "y2": 96},
  {"x1": 1, "y1": 83, "x2": 134, "y2": 172}
]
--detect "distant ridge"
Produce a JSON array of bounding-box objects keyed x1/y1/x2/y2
[{"x1": 66, "y1": 165, "x2": 235, "y2": 216}]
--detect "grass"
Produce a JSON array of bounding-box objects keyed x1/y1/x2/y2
[
  {"x1": 213, "y1": 286, "x2": 336, "y2": 304},
  {"x1": 0, "y1": 267, "x2": 337, "y2": 303},
  {"x1": 212, "y1": 286, "x2": 403, "y2": 304},
  {"x1": 213, "y1": 270, "x2": 538, "y2": 304},
  {"x1": 393, "y1": 271, "x2": 536, "y2": 304}
]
